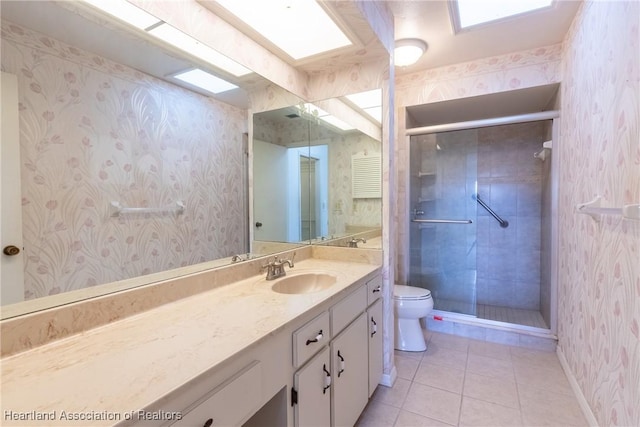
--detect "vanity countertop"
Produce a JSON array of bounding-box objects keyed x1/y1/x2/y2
[{"x1": 0, "y1": 258, "x2": 380, "y2": 426}]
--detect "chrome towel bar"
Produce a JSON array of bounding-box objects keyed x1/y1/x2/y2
[{"x1": 412, "y1": 219, "x2": 472, "y2": 224}]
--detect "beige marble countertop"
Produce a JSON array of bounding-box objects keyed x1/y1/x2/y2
[{"x1": 0, "y1": 258, "x2": 380, "y2": 426}]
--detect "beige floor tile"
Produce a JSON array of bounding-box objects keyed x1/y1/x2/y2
[
  {"x1": 423, "y1": 343, "x2": 468, "y2": 371},
  {"x1": 468, "y1": 340, "x2": 513, "y2": 361},
  {"x1": 395, "y1": 349, "x2": 425, "y2": 361},
  {"x1": 403, "y1": 382, "x2": 462, "y2": 426},
  {"x1": 355, "y1": 401, "x2": 400, "y2": 427},
  {"x1": 513, "y1": 362, "x2": 573, "y2": 395},
  {"x1": 518, "y1": 384, "x2": 588, "y2": 426},
  {"x1": 459, "y1": 396, "x2": 523, "y2": 427},
  {"x1": 466, "y1": 353, "x2": 515, "y2": 380},
  {"x1": 463, "y1": 372, "x2": 519, "y2": 408},
  {"x1": 414, "y1": 361, "x2": 465, "y2": 393},
  {"x1": 395, "y1": 354, "x2": 421, "y2": 380},
  {"x1": 429, "y1": 332, "x2": 470, "y2": 352},
  {"x1": 394, "y1": 410, "x2": 455, "y2": 427},
  {"x1": 510, "y1": 346, "x2": 561, "y2": 365},
  {"x1": 371, "y1": 378, "x2": 412, "y2": 408}
]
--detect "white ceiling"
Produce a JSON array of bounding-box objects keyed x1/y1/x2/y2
[{"x1": 386, "y1": 0, "x2": 581, "y2": 74}]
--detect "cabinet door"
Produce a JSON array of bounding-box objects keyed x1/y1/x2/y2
[
  {"x1": 331, "y1": 313, "x2": 368, "y2": 427},
  {"x1": 294, "y1": 347, "x2": 331, "y2": 427},
  {"x1": 367, "y1": 299, "x2": 383, "y2": 397}
]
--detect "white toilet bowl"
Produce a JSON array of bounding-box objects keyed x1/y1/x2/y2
[{"x1": 394, "y1": 285, "x2": 433, "y2": 352}]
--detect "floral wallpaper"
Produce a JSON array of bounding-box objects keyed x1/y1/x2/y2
[
  {"x1": 557, "y1": 1, "x2": 640, "y2": 426},
  {"x1": 1, "y1": 21, "x2": 247, "y2": 300}
]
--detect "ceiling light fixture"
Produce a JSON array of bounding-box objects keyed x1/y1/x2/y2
[
  {"x1": 171, "y1": 68, "x2": 238, "y2": 94},
  {"x1": 394, "y1": 39, "x2": 428, "y2": 67}
]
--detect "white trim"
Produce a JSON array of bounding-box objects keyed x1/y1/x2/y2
[
  {"x1": 431, "y1": 309, "x2": 557, "y2": 339},
  {"x1": 379, "y1": 365, "x2": 397, "y2": 387},
  {"x1": 406, "y1": 111, "x2": 560, "y2": 136},
  {"x1": 557, "y1": 346, "x2": 599, "y2": 427}
]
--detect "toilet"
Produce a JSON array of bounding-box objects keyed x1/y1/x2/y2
[{"x1": 393, "y1": 285, "x2": 433, "y2": 351}]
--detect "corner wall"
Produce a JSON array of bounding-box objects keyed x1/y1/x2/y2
[{"x1": 557, "y1": 1, "x2": 640, "y2": 426}]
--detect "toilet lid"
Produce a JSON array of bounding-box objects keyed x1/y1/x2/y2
[{"x1": 394, "y1": 285, "x2": 432, "y2": 300}]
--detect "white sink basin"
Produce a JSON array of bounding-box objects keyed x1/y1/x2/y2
[{"x1": 271, "y1": 272, "x2": 337, "y2": 294}]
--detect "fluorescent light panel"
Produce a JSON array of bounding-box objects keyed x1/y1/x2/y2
[
  {"x1": 215, "y1": 0, "x2": 352, "y2": 60},
  {"x1": 82, "y1": 0, "x2": 251, "y2": 79},
  {"x1": 148, "y1": 23, "x2": 252, "y2": 77},
  {"x1": 456, "y1": 0, "x2": 553, "y2": 28},
  {"x1": 173, "y1": 69, "x2": 238, "y2": 94},
  {"x1": 82, "y1": 0, "x2": 160, "y2": 29},
  {"x1": 304, "y1": 103, "x2": 355, "y2": 131},
  {"x1": 346, "y1": 89, "x2": 382, "y2": 123}
]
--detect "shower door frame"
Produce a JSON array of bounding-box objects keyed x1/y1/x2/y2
[{"x1": 402, "y1": 110, "x2": 560, "y2": 335}]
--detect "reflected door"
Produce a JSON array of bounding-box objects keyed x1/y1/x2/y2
[{"x1": 409, "y1": 131, "x2": 478, "y2": 316}]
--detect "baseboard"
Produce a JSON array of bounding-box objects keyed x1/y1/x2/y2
[
  {"x1": 379, "y1": 365, "x2": 397, "y2": 388},
  {"x1": 556, "y1": 346, "x2": 599, "y2": 427}
]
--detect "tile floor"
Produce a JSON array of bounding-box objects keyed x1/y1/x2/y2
[{"x1": 356, "y1": 331, "x2": 588, "y2": 427}]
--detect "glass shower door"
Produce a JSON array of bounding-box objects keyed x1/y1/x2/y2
[{"x1": 409, "y1": 130, "x2": 478, "y2": 316}]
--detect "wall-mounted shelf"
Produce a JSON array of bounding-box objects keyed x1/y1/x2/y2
[
  {"x1": 418, "y1": 197, "x2": 435, "y2": 203},
  {"x1": 417, "y1": 171, "x2": 436, "y2": 178},
  {"x1": 575, "y1": 196, "x2": 640, "y2": 222},
  {"x1": 110, "y1": 201, "x2": 185, "y2": 217}
]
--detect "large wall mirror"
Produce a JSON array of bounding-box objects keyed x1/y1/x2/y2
[
  {"x1": 0, "y1": 0, "x2": 385, "y2": 320},
  {"x1": 252, "y1": 93, "x2": 383, "y2": 253}
]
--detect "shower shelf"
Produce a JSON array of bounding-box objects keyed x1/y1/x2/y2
[
  {"x1": 110, "y1": 201, "x2": 185, "y2": 217},
  {"x1": 417, "y1": 171, "x2": 436, "y2": 177},
  {"x1": 576, "y1": 196, "x2": 640, "y2": 222},
  {"x1": 418, "y1": 197, "x2": 435, "y2": 203}
]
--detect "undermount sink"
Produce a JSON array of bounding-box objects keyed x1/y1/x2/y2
[{"x1": 271, "y1": 272, "x2": 337, "y2": 294}]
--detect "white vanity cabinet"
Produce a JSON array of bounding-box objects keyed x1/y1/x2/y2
[
  {"x1": 330, "y1": 313, "x2": 368, "y2": 427},
  {"x1": 292, "y1": 274, "x2": 383, "y2": 427}
]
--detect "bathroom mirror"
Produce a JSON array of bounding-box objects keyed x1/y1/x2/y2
[
  {"x1": 0, "y1": 0, "x2": 298, "y2": 317},
  {"x1": 252, "y1": 92, "x2": 383, "y2": 252}
]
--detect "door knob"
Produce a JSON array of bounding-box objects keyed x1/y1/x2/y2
[
  {"x1": 255, "y1": 222, "x2": 263, "y2": 228},
  {"x1": 3, "y1": 245, "x2": 20, "y2": 256}
]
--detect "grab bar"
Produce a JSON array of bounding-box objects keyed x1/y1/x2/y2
[
  {"x1": 412, "y1": 219, "x2": 472, "y2": 224},
  {"x1": 473, "y1": 194, "x2": 508, "y2": 228}
]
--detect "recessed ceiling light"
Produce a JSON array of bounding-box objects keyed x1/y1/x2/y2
[
  {"x1": 171, "y1": 69, "x2": 238, "y2": 94},
  {"x1": 303, "y1": 103, "x2": 355, "y2": 131},
  {"x1": 214, "y1": 0, "x2": 352, "y2": 60},
  {"x1": 148, "y1": 23, "x2": 252, "y2": 77},
  {"x1": 81, "y1": 0, "x2": 160, "y2": 30},
  {"x1": 394, "y1": 39, "x2": 428, "y2": 67},
  {"x1": 454, "y1": 0, "x2": 554, "y2": 29},
  {"x1": 346, "y1": 89, "x2": 382, "y2": 123}
]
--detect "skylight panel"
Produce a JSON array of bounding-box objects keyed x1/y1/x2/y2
[
  {"x1": 214, "y1": 0, "x2": 352, "y2": 60},
  {"x1": 455, "y1": 0, "x2": 553, "y2": 29},
  {"x1": 172, "y1": 69, "x2": 238, "y2": 94},
  {"x1": 82, "y1": 0, "x2": 161, "y2": 30},
  {"x1": 346, "y1": 89, "x2": 382, "y2": 123}
]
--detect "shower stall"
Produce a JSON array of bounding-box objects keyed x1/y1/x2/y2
[{"x1": 408, "y1": 119, "x2": 555, "y2": 330}]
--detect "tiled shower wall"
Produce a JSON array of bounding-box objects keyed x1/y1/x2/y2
[
  {"x1": 410, "y1": 122, "x2": 552, "y2": 319},
  {"x1": 476, "y1": 121, "x2": 552, "y2": 313}
]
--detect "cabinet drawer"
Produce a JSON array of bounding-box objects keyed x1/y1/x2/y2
[
  {"x1": 366, "y1": 275, "x2": 382, "y2": 306},
  {"x1": 172, "y1": 361, "x2": 261, "y2": 426},
  {"x1": 331, "y1": 285, "x2": 367, "y2": 336},
  {"x1": 293, "y1": 311, "x2": 330, "y2": 368}
]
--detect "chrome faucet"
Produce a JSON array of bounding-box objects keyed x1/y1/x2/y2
[
  {"x1": 231, "y1": 253, "x2": 251, "y2": 263},
  {"x1": 262, "y1": 253, "x2": 295, "y2": 280},
  {"x1": 347, "y1": 238, "x2": 367, "y2": 248}
]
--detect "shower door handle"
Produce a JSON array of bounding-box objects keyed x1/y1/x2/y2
[{"x1": 412, "y1": 219, "x2": 472, "y2": 224}]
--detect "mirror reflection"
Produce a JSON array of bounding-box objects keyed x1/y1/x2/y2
[
  {"x1": 0, "y1": 0, "x2": 384, "y2": 319},
  {"x1": 252, "y1": 95, "x2": 382, "y2": 251}
]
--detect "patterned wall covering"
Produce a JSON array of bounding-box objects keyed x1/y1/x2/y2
[
  {"x1": 557, "y1": 1, "x2": 640, "y2": 426},
  {"x1": 395, "y1": 44, "x2": 563, "y2": 283},
  {"x1": 1, "y1": 21, "x2": 247, "y2": 300}
]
